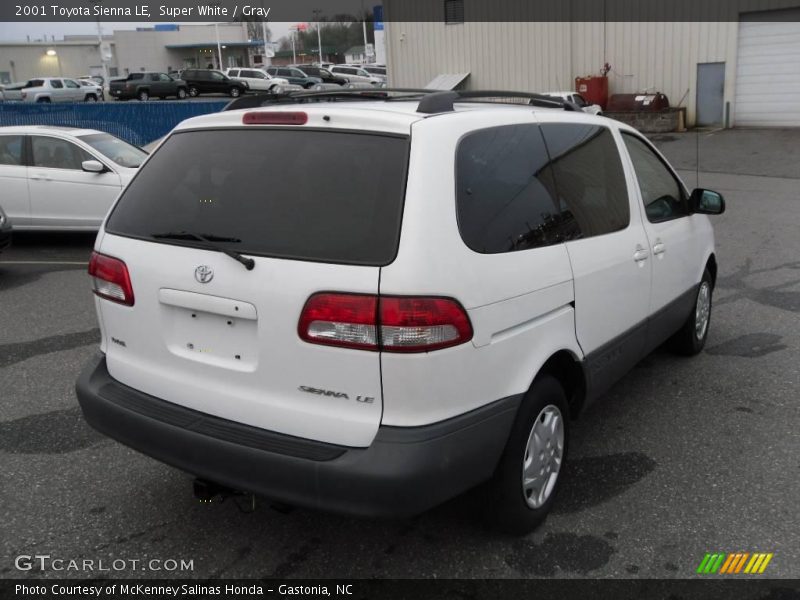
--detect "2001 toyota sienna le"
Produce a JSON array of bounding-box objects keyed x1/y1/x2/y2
[{"x1": 76, "y1": 90, "x2": 725, "y2": 533}]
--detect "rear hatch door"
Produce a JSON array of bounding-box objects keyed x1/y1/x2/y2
[{"x1": 97, "y1": 126, "x2": 409, "y2": 447}]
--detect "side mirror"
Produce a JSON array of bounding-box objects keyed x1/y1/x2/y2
[
  {"x1": 82, "y1": 160, "x2": 106, "y2": 173},
  {"x1": 690, "y1": 188, "x2": 725, "y2": 215}
]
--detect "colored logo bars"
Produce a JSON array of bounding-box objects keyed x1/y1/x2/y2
[{"x1": 696, "y1": 552, "x2": 774, "y2": 575}]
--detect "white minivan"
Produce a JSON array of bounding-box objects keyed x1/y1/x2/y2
[{"x1": 76, "y1": 90, "x2": 724, "y2": 532}]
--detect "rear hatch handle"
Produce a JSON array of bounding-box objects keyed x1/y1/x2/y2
[{"x1": 151, "y1": 231, "x2": 256, "y2": 271}]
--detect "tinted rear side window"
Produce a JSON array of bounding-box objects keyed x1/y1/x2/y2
[
  {"x1": 455, "y1": 124, "x2": 579, "y2": 254},
  {"x1": 539, "y1": 124, "x2": 629, "y2": 237},
  {"x1": 105, "y1": 129, "x2": 408, "y2": 266}
]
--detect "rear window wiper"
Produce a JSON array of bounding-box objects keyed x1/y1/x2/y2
[{"x1": 151, "y1": 231, "x2": 255, "y2": 271}]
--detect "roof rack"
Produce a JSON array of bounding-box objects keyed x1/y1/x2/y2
[
  {"x1": 417, "y1": 90, "x2": 583, "y2": 114},
  {"x1": 223, "y1": 88, "x2": 431, "y2": 111},
  {"x1": 223, "y1": 88, "x2": 583, "y2": 114}
]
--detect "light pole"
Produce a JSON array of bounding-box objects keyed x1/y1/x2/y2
[
  {"x1": 88, "y1": 0, "x2": 109, "y2": 87},
  {"x1": 312, "y1": 9, "x2": 323, "y2": 65},
  {"x1": 214, "y1": 22, "x2": 223, "y2": 69},
  {"x1": 260, "y1": 0, "x2": 270, "y2": 67},
  {"x1": 361, "y1": 0, "x2": 368, "y2": 64}
]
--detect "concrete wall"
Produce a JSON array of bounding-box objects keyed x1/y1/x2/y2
[
  {"x1": 384, "y1": 0, "x2": 800, "y2": 126},
  {"x1": 0, "y1": 42, "x2": 118, "y2": 83},
  {"x1": 112, "y1": 23, "x2": 249, "y2": 74}
]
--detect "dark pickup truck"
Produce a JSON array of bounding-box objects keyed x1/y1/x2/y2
[{"x1": 110, "y1": 72, "x2": 188, "y2": 101}]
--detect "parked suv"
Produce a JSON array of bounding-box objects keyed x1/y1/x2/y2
[
  {"x1": 180, "y1": 69, "x2": 248, "y2": 98},
  {"x1": 265, "y1": 67, "x2": 322, "y2": 89},
  {"x1": 76, "y1": 90, "x2": 724, "y2": 532},
  {"x1": 290, "y1": 65, "x2": 349, "y2": 86},
  {"x1": 225, "y1": 68, "x2": 289, "y2": 92}
]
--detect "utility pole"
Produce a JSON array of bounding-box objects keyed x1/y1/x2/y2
[{"x1": 312, "y1": 9, "x2": 323, "y2": 65}]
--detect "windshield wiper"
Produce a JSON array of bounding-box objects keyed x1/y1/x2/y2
[{"x1": 151, "y1": 231, "x2": 255, "y2": 271}]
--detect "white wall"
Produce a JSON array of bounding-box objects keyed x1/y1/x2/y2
[{"x1": 384, "y1": 0, "x2": 800, "y2": 126}]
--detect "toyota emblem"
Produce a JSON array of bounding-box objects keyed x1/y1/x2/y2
[{"x1": 195, "y1": 265, "x2": 214, "y2": 284}]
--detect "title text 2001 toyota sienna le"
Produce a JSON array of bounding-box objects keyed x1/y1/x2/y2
[{"x1": 76, "y1": 90, "x2": 725, "y2": 533}]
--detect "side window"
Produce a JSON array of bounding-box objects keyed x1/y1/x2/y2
[
  {"x1": 31, "y1": 136, "x2": 92, "y2": 170},
  {"x1": 456, "y1": 124, "x2": 579, "y2": 254},
  {"x1": 64, "y1": 79, "x2": 80, "y2": 88},
  {"x1": 622, "y1": 133, "x2": 688, "y2": 223},
  {"x1": 50, "y1": 80, "x2": 64, "y2": 89},
  {"x1": 0, "y1": 135, "x2": 24, "y2": 166},
  {"x1": 540, "y1": 124, "x2": 630, "y2": 237},
  {"x1": 159, "y1": 73, "x2": 172, "y2": 82},
  {"x1": 210, "y1": 72, "x2": 224, "y2": 80}
]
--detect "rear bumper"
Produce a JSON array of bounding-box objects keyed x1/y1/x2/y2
[{"x1": 76, "y1": 354, "x2": 520, "y2": 518}]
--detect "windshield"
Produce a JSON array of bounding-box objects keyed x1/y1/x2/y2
[
  {"x1": 105, "y1": 129, "x2": 409, "y2": 265},
  {"x1": 77, "y1": 133, "x2": 148, "y2": 168}
]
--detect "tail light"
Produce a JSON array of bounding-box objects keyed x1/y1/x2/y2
[
  {"x1": 88, "y1": 251, "x2": 134, "y2": 306},
  {"x1": 298, "y1": 293, "x2": 472, "y2": 353}
]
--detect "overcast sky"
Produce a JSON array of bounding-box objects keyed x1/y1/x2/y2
[{"x1": 0, "y1": 21, "x2": 292, "y2": 42}]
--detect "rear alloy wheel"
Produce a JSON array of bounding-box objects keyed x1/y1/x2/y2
[
  {"x1": 177, "y1": 88, "x2": 188, "y2": 100},
  {"x1": 486, "y1": 375, "x2": 569, "y2": 534},
  {"x1": 229, "y1": 87, "x2": 242, "y2": 98},
  {"x1": 670, "y1": 267, "x2": 713, "y2": 356},
  {"x1": 137, "y1": 90, "x2": 149, "y2": 102},
  {"x1": 84, "y1": 94, "x2": 98, "y2": 102},
  {"x1": 188, "y1": 87, "x2": 199, "y2": 97}
]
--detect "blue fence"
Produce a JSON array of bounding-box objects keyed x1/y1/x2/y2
[{"x1": 0, "y1": 101, "x2": 229, "y2": 146}]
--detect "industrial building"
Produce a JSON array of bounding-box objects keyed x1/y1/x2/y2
[
  {"x1": 383, "y1": 0, "x2": 800, "y2": 127},
  {"x1": 0, "y1": 23, "x2": 264, "y2": 84}
]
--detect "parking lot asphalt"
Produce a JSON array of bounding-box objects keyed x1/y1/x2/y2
[{"x1": 1, "y1": 129, "x2": 798, "y2": 580}]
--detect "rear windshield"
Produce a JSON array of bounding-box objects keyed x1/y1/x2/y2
[{"x1": 105, "y1": 129, "x2": 409, "y2": 266}]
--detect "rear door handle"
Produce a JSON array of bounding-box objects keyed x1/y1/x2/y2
[
  {"x1": 653, "y1": 241, "x2": 666, "y2": 256},
  {"x1": 634, "y1": 246, "x2": 650, "y2": 263},
  {"x1": 30, "y1": 173, "x2": 51, "y2": 181}
]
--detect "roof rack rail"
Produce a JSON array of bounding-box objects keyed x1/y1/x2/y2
[
  {"x1": 417, "y1": 90, "x2": 583, "y2": 114},
  {"x1": 223, "y1": 88, "x2": 433, "y2": 111},
  {"x1": 223, "y1": 88, "x2": 584, "y2": 115}
]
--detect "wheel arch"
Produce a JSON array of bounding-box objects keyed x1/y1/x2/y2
[
  {"x1": 534, "y1": 350, "x2": 587, "y2": 420},
  {"x1": 705, "y1": 253, "x2": 718, "y2": 288}
]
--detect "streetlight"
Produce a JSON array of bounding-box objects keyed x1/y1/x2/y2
[
  {"x1": 312, "y1": 9, "x2": 323, "y2": 65},
  {"x1": 88, "y1": 0, "x2": 109, "y2": 89},
  {"x1": 46, "y1": 48, "x2": 62, "y2": 76}
]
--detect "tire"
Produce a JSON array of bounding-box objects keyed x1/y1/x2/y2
[
  {"x1": 486, "y1": 375, "x2": 569, "y2": 534},
  {"x1": 36, "y1": 97, "x2": 51, "y2": 103},
  {"x1": 84, "y1": 94, "x2": 98, "y2": 102},
  {"x1": 177, "y1": 88, "x2": 188, "y2": 100},
  {"x1": 188, "y1": 87, "x2": 199, "y2": 97},
  {"x1": 229, "y1": 86, "x2": 242, "y2": 98},
  {"x1": 137, "y1": 90, "x2": 149, "y2": 102},
  {"x1": 670, "y1": 268, "x2": 713, "y2": 356}
]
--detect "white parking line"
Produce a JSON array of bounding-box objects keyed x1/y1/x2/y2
[{"x1": 0, "y1": 261, "x2": 89, "y2": 265}]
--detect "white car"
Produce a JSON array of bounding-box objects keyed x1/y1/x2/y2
[
  {"x1": 329, "y1": 65, "x2": 384, "y2": 85},
  {"x1": 225, "y1": 68, "x2": 289, "y2": 93},
  {"x1": 0, "y1": 126, "x2": 147, "y2": 230},
  {"x1": 546, "y1": 91, "x2": 603, "y2": 115},
  {"x1": 76, "y1": 90, "x2": 724, "y2": 532}
]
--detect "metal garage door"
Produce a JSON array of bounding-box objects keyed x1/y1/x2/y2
[{"x1": 735, "y1": 11, "x2": 800, "y2": 127}]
